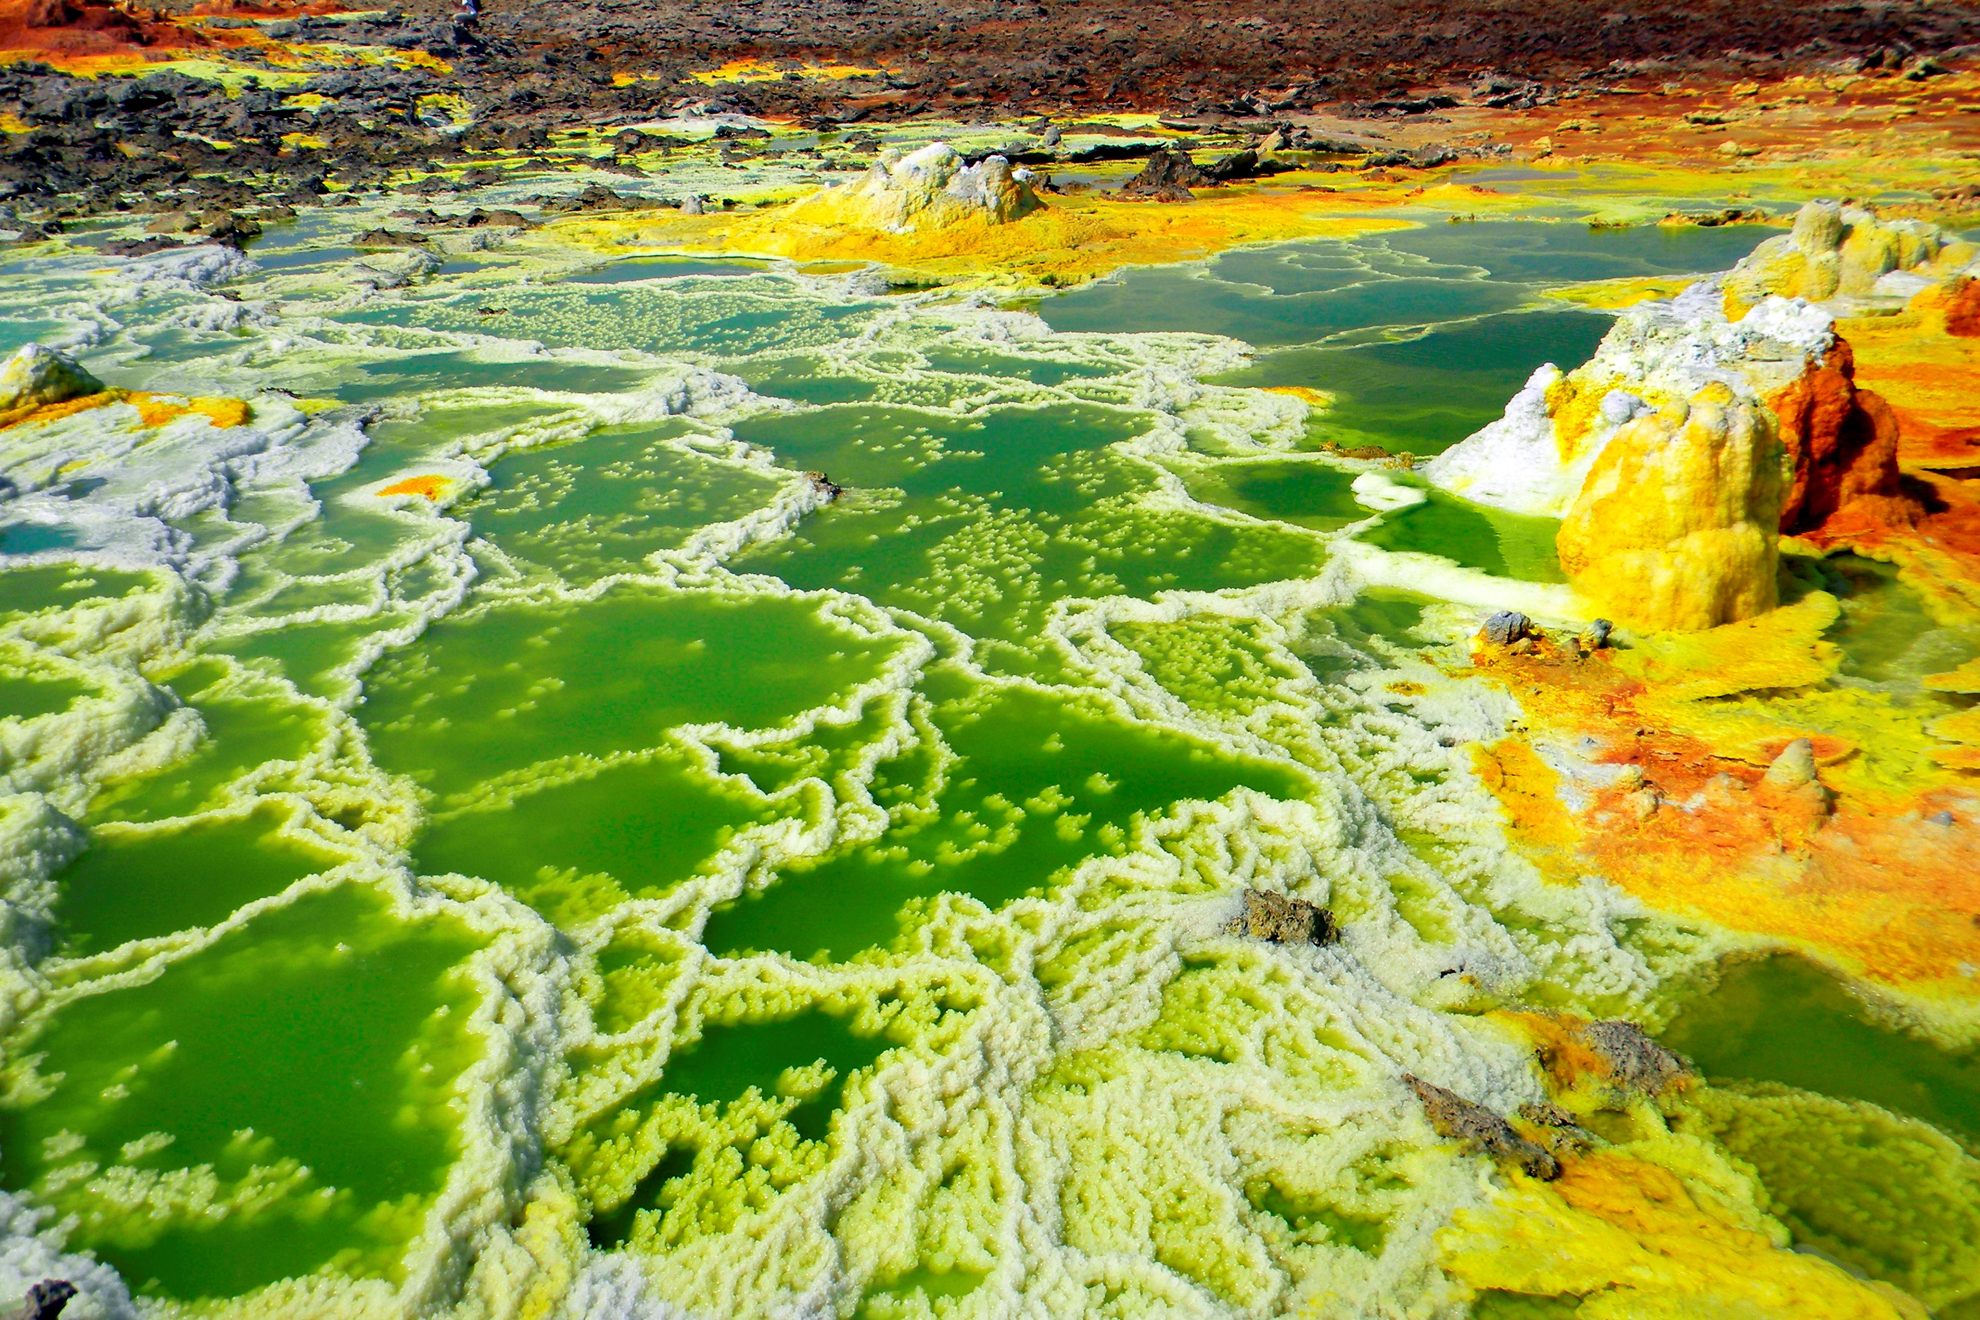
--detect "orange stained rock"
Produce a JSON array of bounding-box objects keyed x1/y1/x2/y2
[
  {"x1": 1768, "y1": 335, "x2": 1916, "y2": 534},
  {"x1": 376, "y1": 474, "x2": 450, "y2": 500},
  {"x1": 1442, "y1": 1147, "x2": 1929, "y2": 1317},
  {"x1": 1501, "y1": 1011, "x2": 1692, "y2": 1101},
  {"x1": 1945, "y1": 277, "x2": 1980, "y2": 338}
]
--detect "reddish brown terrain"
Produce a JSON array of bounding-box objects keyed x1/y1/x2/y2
[{"x1": 1, "y1": 0, "x2": 1977, "y2": 231}]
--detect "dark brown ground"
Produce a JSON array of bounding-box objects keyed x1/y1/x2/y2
[
  {"x1": 3, "y1": 0, "x2": 1979, "y2": 228},
  {"x1": 464, "y1": 0, "x2": 1980, "y2": 116}
]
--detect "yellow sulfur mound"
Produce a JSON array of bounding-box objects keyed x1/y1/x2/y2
[
  {"x1": 1556, "y1": 383, "x2": 1784, "y2": 631},
  {"x1": 1723, "y1": 200, "x2": 1975, "y2": 317},
  {"x1": 777, "y1": 142, "x2": 1039, "y2": 234}
]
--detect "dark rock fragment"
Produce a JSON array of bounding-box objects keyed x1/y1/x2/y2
[
  {"x1": 1575, "y1": 1020, "x2": 1689, "y2": 1096},
  {"x1": 1119, "y1": 147, "x2": 1209, "y2": 201},
  {"x1": 12, "y1": 1280, "x2": 77, "y2": 1320},
  {"x1": 1225, "y1": 888, "x2": 1339, "y2": 946},
  {"x1": 353, "y1": 228, "x2": 430, "y2": 248},
  {"x1": 1479, "y1": 611, "x2": 1533, "y2": 646},
  {"x1": 804, "y1": 470, "x2": 843, "y2": 501},
  {"x1": 1404, "y1": 1075, "x2": 1562, "y2": 1180},
  {"x1": 1516, "y1": 1100, "x2": 1596, "y2": 1156}
]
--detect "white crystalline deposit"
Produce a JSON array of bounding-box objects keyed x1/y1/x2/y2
[
  {"x1": 787, "y1": 142, "x2": 1040, "y2": 233},
  {"x1": 1425, "y1": 285, "x2": 1836, "y2": 518},
  {"x1": 0, "y1": 344, "x2": 102, "y2": 415}
]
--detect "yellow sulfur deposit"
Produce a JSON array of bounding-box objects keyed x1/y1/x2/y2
[
  {"x1": 1556, "y1": 383, "x2": 1784, "y2": 631},
  {"x1": 1442, "y1": 1145, "x2": 1928, "y2": 1318},
  {"x1": 1723, "y1": 200, "x2": 1977, "y2": 317}
]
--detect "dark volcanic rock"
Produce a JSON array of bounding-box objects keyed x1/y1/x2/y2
[
  {"x1": 1404, "y1": 1074, "x2": 1563, "y2": 1180},
  {"x1": 1120, "y1": 147, "x2": 1211, "y2": 200},
  {"x1": 1574, "y1": 1020, "x2": 1690, "y2": 1096},
  {"x1": 353, "y1": 228, "x2": 431, "y2": 248},
  {"x1": 1225, "y1": 888, "x2": 1340, "y2": 945},
  {"x1": 17, "y1": 1279, "x2": 78, "y2": 1320}
]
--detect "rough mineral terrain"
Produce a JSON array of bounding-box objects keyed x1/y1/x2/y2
[{"x1": 4, "y1": 0, "x2": 1980, "y2": 223}]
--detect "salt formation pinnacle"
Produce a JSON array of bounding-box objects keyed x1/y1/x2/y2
[
  {"x1": 1426, "y1": 202, "x2": 1980, "y2": 630},
  {"x1": 1555, "y1": 382, "x2": 1783, "y2": 632},
  {"x1": 789, "y1": 142, "x2": 1040, "y2": 233},
  {"x1": 0, "y1": 344, "x2": 102, "y2": 415}
]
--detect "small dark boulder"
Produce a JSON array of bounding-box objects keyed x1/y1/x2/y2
[
  {"x1": 1575, "y1": 1020, "x2": 1689, "y2": 1096},
  {"x1": 1405, "y1": 1075, "x2": 1562, "y2": 1180},
  {"x1": 1120, "y1": 148, "x2": 1210, "y2": 201},
  {"x1": 1479, "y1": 611, "x2": 1533, "y2": 646},
  {"x1": 15, "y1": 1280, "x2": 78, "y2": 1320},
  {"x1": 353, "y1": 228, "x2": 430, "y2": 248},
  {"x1": 1225, "y1": 888, "x2": 1339, "y2": 946}
]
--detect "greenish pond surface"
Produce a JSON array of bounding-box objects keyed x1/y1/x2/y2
[
  {"x1": 1664, "y1": 957, "x2": 1980, "y2": 1144},
  {"x1": 0, "y1": 885, "x2": 484, "y2": 1300}
]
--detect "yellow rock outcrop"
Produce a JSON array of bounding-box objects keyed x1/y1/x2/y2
[
  {"x1": 1724, "y1": 200, "x2": 1974, "y2": 316},
  {"x1": 1556, "y1": 383, "x2": 1784, "y2": 631}
]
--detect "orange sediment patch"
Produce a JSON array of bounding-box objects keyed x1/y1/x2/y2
[
  {"x1": 1470, "y1": 737, "x2": 1580, "y2": 875},
  {"x1": 1464, "y1": 602, "x2": 1980, "y2": 999},
  {"x1": 376, "y1": 474, "x2": 450, "y2": 500},
  {"x1": 0, "y1": 390, "x2": 117, "y2": 430},
  {"x1": 126, "y1": 392, "x2": 251, "y2": 429},
  {"x1": 1259, "y1": 384, "x2": 1336, "y2": 409},
  {"x1": 1836, "y1": 293, "x2": 1980, "y2": 472},
  {"x1": 0, "y1": 0, "x2": 429, "y2": 77},
  {"x1": 685, "y1": 58, "x2": 892, "y2": 86},
  {"x1": 2, "y1": 389, "x2": 252, "y2": 432}
]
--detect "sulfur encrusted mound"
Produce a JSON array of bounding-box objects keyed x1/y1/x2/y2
[
  {"x1": 1723, "y1": 199, "x2": 1976, "y2": 316},
  {"x1": 783, "y1": 141, "x2": 1040, "y2": 234},
  {"x1": 0, "y1": 343, "x2": 103, "y2": 416},
  {"x1": 1425, "y1": 288, "x2": 1831, "y2": 521},
  {"x1": 1555, "y1": 381, "x2": 1784, "y2": 632}
]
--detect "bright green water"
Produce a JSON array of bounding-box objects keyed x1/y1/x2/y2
[
  {"x1": 0, "y1": 884, "x2": 484, "y2": 1300},
  {"x1": 704, "y1": 666, "x2": 1310, "y2": 959},
  {"x1": 464, "y1": 423, "x2": 780, "y2": 583},
  {"x1": 0, "y1": 664, "x2": 88, "y2": 720},
  {"x1": 54, "y1": 802, "x2": 349, "y2": 956},
  {"x1": 1360, "y1": 486, "x2": 1568, "y2": 582},
  {"x1": 1664, "y1": 957, "x2": 1980, "y2": 1143}
]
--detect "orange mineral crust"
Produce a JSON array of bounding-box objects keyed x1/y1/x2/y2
[
  {"x1": 0, "y1": 0, "x2": 357, "y2": 73},
  {"x1": 1465, "y1": 615, "x2": 1980, "y2": 1001},
  {"x1": 375, "y1": 474, "x2": 450, "y2": 500}
]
